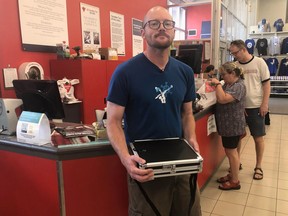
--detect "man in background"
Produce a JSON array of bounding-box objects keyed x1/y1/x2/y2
[{"x1": 230, "y1": 39, "x2": 270, "y2": 181}]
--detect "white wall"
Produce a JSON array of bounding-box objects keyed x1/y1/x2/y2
[{"x1": 247, "y1": 0, "x2": 258, "y2": 26}]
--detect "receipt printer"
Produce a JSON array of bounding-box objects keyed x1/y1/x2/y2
[{"x1": 0, "y1": 98, "x2": 23, "y2": 135}]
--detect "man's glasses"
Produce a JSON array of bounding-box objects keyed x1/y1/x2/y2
[
  {"x1": 143, "y1": 20, "x2": 175, "y2": 30},
  {"x1": 230, "y1": 49, "x2": 242, "y2": 56}
]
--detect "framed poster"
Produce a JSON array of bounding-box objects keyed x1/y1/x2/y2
[
  {"x1": 80, "y1": 3, "x2": 101, "y2": 52},
  {"x1": 132, "y1": 18, "x2": 143, "y2": 56},
  {"x1": 18, "y1": 0, "x2": 69, "y2": 52},
  {"x1": 110, "y1": 12, "x2": 125, "y2": 56}
]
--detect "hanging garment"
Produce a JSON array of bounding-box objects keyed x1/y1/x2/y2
[
  {"x1": 269, "y1": 36, "x2": 280, "y2": 55},
  {"x1": 274, "y1": 19, "x2": 284, "y2": 32},
  {"x1": 256, "y1": 38, "x2": 268, "y2": 56},
  {"x1": 278, "y1": 58, "x2": 288, "y2": 76},
  {"x1": 245, "y1": 39, "x2": 255, "y2": 54},
  {"x1": 281, "y1": 37, "x2": 288, "y2": 54},
  {"x1": 265, "y1": 57, "x2": 279, "y2": 76}
]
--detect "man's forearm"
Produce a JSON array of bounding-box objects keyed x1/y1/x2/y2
[
  {"x1": 107, "y1": 122, "x2": 130, "y2": 164},
  {"x1": 262, "y1": 81, "x2": 271, "y2": 107},
  {"x1": 182, "y1": 115, "x2": 197, "y2": 141}
]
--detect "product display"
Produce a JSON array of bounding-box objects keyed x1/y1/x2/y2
[
  {"x1": 270, "y1": 76, "x2": 288, "y2": 95},
  {"x1": 274, "y1": 18, "x2": 284, "y2": 32},
  {"x1": 258, "y1": 18, "x2": 271, "y2": 32},
  {"x1": 278, "y1": 58, "x2": 288, "y2": 76},
  {"x1": 256, "y1": 38, "x2": 268, "y2": 56},
  {"x1": 245, "y1": 39, "x2": 255, "y2": 54},
  {"x1": 249, "y1": 30, "x2": 288, "y2": 96},
  {"x1": 269, "y1": 35, "x2": 280, "y2": 55},
  {"x1": 281, "y1": 37, "x2": 288, "y2": 54},
  {"x1": 264, "y1": 57, "x2": 279, "y2": 76}
]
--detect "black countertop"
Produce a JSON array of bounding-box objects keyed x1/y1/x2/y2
[{"x1": 0, "y1": 105, "x2": 215, "y2": 161}]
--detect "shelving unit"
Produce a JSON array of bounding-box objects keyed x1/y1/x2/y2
[
  {"x1": 248, "y1": 31, "x2": 288, "y2": 39},
  {"x1": 270, "y1": 76, "x2": 288, "y2": 97},
  {"x1": 247, "y1": 32, "x2": 288, "y2": 97}
]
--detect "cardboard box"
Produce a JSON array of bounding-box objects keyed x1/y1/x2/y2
[{"x1": 99, "y1": 48, "x2": 118, "y2": 60}]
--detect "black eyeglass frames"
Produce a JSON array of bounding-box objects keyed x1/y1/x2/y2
[{"x1": 143, "y1": 20, "x2": 175, "y2": 30}]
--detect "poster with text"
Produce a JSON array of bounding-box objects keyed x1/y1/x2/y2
[
  {"x1": 110, "y1": 12, "x2": 125, "y2": 56},
  {"x1": 132, "y1": 19, "x2": 143, "y2": 56},
  {"x1": 80, "y1": 3, "x2": 101, "y2": 52},
  {"x1": 18, "y1": 0, "x2": 68, "y2": 52}
]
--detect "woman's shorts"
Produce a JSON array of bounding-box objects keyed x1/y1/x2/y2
[{"x1": 222, "y1": 135, "x2": 241, "y2": 149}]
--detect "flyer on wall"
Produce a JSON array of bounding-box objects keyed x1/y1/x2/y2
[
  {"x1": 110, "y1": 12, "x2": 125, "y2": 56},
  {"x1": 18, "y1": 0, "x2": 69, "y2": 52},
  {"x1": 132, "y1": 18, "x2": 143, "y2": 56},
  {"x1": 80, "y1": 2, "x2": 101, "y2": 52}
]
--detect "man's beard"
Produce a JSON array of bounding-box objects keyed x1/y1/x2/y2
[
  {"x1": 147, "y1": 33, "x2": 173, "y2": 49},
  {"x1": 152, "y1": 41, "x2": 171, "y2": 49}
]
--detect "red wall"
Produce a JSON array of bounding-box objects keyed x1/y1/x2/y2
[
  {"x1": 0, "y1": 0, "x2": 166, "y2": 98},
  {"x1": 186, "y1": 4, "x2": 211, "y2": 40}
]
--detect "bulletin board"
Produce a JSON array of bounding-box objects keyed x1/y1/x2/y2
[{"x1": 18, "y1": 0, "x2": 69, "y2": 52}]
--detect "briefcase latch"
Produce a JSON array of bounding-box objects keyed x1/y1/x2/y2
[{"x1": 163, "y1": 164, "x2": 176, "y2": 174}]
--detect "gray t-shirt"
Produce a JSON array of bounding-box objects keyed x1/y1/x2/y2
[{"x1": 215, "y1": 79, "x2": 246, "y2": 137}]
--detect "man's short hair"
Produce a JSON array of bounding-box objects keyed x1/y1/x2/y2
[{"x1": 230, "y1": 40, "x2": 246, "y2": 50}]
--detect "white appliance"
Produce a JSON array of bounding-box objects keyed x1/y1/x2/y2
[
  {"x1": 0, "y1": 98, "x2": 23, "y2": 135},
  {"x1": 18, "y1": 62, "x2": 44, "y2": 80}
]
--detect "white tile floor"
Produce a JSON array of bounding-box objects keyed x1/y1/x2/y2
[{"x1": 200, "y1": 114, "x2": 288, "y2": 216}]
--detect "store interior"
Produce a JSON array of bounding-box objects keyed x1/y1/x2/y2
[{"x1": 0, "y1": 0, "x2": 288, "y2": 215}]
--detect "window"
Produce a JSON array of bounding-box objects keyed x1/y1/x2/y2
[{"x1": 168, "y1": 6, "x2": 186, "y2": 40}]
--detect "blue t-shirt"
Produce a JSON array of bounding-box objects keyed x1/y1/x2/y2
[
  {"x1": 245, "y1": 39, "x2": 255, "y2": 54},
  {"x1": 281, "y1": 37, "x2": 288, "y2": 54},
  {"x1": 278, "y1": 58, "x2": 288, "y2": 76},
  {"x1": 274, "y1": 19, "x2": 284, "y2": 32},
  {"x1": 107, "y1": 53, "x2": 196, "y2": 142},
  {"x1": 265, "y1": 58, "x2": 279, "y2": 76}
]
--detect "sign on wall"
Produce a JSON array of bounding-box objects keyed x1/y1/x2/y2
[
  {"x1": 80, "y1": 3, "x2": 101, "y2": 52},
  {"x1": 132, "y1": 18, "x2": 143, "y2": 56},
  {"x1": 18, "y1": 0, "x2": 69, "y2": 52},
  {"x1": 110, "y1": 12, "x2": 125, "y2": 56}
]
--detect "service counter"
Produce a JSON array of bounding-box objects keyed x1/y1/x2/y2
[{"x1": 0, "y1": 105, "x2": 225, "y2": 216}]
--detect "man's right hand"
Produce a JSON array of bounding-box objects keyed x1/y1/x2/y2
[{"x1": 121, "y1": 154, "x2": 154, "y2": 182}]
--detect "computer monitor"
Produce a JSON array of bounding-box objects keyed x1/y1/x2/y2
[
  {"x1": 12, "y1": 79, "x2": 65, "y2": 120},
  {"x1": 176, "y1": 44, "x2": 203, "y2": 74}
]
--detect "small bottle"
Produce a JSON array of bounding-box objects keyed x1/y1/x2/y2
[
  {"x1": 65, "y1": 45, "x2": 70, "y2": 58},
  {"x1": 62, "y1": 41, "x2": 67, "y2": 58}
]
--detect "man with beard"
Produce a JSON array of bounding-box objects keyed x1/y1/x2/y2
[{"x1": 106, "y1": 6, "x2": 201, "y2": 216}]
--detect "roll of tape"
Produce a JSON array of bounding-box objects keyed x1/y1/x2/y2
[{"x1": 18, "y1": 62, "x2": 44, "y2": 80}]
